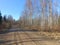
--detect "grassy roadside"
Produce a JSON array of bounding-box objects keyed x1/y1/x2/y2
[{"x1": 39, "y1": 31, "x2": 60, "y2": 40}]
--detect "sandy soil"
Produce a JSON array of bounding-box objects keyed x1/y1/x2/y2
[{"x1": 0, "y1": 29, "x2": 60, "y2": 45}]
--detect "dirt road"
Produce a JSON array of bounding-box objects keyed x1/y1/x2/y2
[{"x1": 0, "y1": 29, "x2": 60, "y2": 45}]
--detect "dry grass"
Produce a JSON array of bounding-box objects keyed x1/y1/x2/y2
[
  {"x1": 20, "y1": 25, "x2": 60, "y2": 32},
  {"x1": 39, "y1": 31, "x2": 60, "y2": 40},
  {"x1": 20, "y1": 26, "x2": 60, "y2": 40}
]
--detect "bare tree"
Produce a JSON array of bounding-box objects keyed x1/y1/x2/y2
[
  {"x1": 7, "y1": 15, "x2": 14, "y2": 28},
  {"x1": 53, "y1": 0, "x2": 59, "y2": 30},
  {"x1": 48, "y1": 0, "x2": 53, "y2": 30},
  {"x1": 26, "y1": 0, "x2": 33, "y2": 26},
  {"x1": 39, "y1": 0, "x2": 46, "y2": 30},
  {"x1": 19, "y1": 0, "x2": 59, "y2": 31}
]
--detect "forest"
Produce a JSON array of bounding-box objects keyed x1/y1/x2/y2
[
  {"x1": 0, "y1": 0, "x2": 60, "y2": 32},
  {"x1": 19, "y1": 0, "x2": 60, "y2": 31},
  {"x1": 0, "y1": 0, "x2": 60, "y2": 45}
]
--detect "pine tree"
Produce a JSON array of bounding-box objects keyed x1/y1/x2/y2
[
  {"x1": 0, "y1": 11, "x2": 2, "y2": 25},
  {"x1": 4, "y1": 15, "x2": 7, "y2": 22}
]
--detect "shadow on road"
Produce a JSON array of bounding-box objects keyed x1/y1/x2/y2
[
  {"x1": 0, "y1": 40, "x2": 16, "y2": 44},
  {"x1": 0, "y1": 29, "x2": 38, "y2": 34}
]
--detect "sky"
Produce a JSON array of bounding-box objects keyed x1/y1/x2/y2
[
  {"x1": 0, "y1": 0, "x2": 60, "y2": 20},
  {"x1": 0, "y1": 0, "x2": 26, "y2": 20}
]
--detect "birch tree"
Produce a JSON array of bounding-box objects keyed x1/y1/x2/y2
[
  {"x1": 39, "y1": 0, "x2": 46, "y2": 30},
  {"x1": 26, "y1": 0, "x2": 33, "y2": 26},
  {"x1": 48, "y1": 0, "x2": 53, "y2": 30},
  {"x1": 53, "y1": 1, "x2": 59, "y2": 30}
]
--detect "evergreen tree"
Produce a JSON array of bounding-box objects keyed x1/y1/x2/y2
[
  {"x1": 0, "y1": 11, "x2": 2, "y2": 24},
  {"x1": 4, "y1": 15, "x2": 7, "y2": 22}
]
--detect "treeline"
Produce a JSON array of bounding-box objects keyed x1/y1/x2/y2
[
  {"x1": 0, "y1": 11, "x2": 14, "y2": 30},
  {"x1": 19, "y1": 0, "x2": 60, "y2": 31}
]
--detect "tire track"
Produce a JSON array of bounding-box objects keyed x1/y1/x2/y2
[
  {"x1": 15, "y1": 31, "x2": 38, "y2": 45},
  {"x1": 14, "y1": 31, "x2": 19, "y2": 45},
  {"x1": 15, "y1": 31, "x2": 24, "y2": 45},
  {"x1": 21, "y1": 31, "x2": 38, "y2": 45}
]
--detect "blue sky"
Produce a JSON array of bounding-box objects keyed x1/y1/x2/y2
[
  {"x1": 0, "y1": 0, "x2": 25, "y2": 20},
  {"x1": 0, "y1": 0, "x2": 60, "y2": 20}
]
